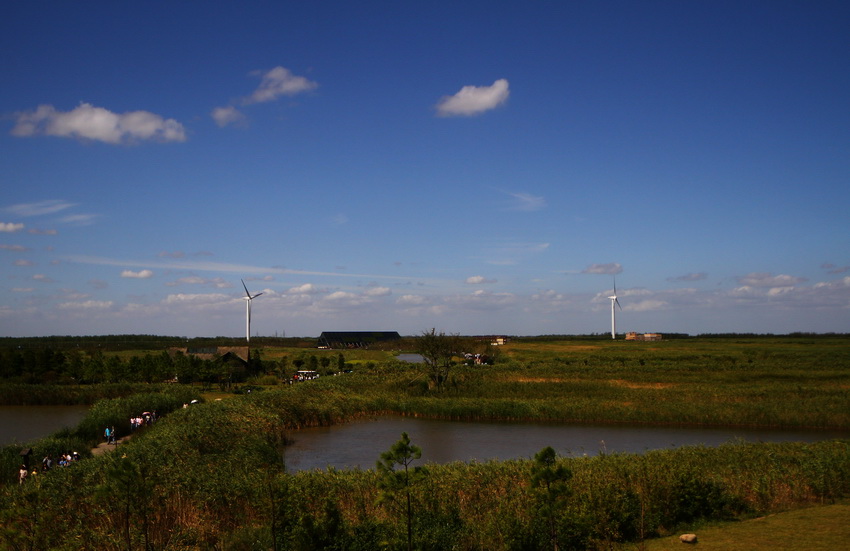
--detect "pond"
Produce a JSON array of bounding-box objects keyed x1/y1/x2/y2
[
  {"x1": 282, "y1": 415, "x2": 847, "y2": 472},
  {"x1": 0, "y1": 405, "x2": 89, "y2": 446}
]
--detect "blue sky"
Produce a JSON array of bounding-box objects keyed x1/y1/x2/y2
[{"x1": 1, "y1": 1, "x2": 849, "y2": 338}]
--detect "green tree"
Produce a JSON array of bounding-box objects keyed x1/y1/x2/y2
[
  {"x1": 415, "y1": 328, "x2": 462, "y2": 390},
  {"x1": 376, "y1": 432, "x2": 428, "y2": 551},
  {"x1": 531, "y1": 446, "x2": 573, "y2": 551}
]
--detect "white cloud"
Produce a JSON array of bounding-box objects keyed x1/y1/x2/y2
[
  {"x1": 121, "y1": 269, "x2": 154, "y2": 279},
  {"x1": 583, "y1": 263, "x2": 623, "y2": 275},
  {"x1": 436, "y1": 78, "x2": 510, "y2": 117},
  {"x1": 0, "y1": 244, "x2": 28, "y2": 252},
  {"x1": 767, "y1": 287, "x2": 794, "y2": 297},
  {"x1": 364, "y1": 286, "x2": 391, "y2": 297},
  {"x1": 736, "y1": 272, "x2": 806, "y2": 287},
  {"x1": 466, "y1": 275, "x2": 497, "y2": 284},
  {"x1": 245, "y1": 66, "x2": 318, "y2": 104},
  {"x1": 14, "y1": 259, "x2": 34, "y2": 266},
  {"x1": 28, "y1": 228, "x2": 57, "y2": 235},
  {"x1": 289, "y1": 283, "x2": 321, "y2": 294},
  {"x1": 397, "y1": 294, "x2": 428, "y2": 306},
  {"x1": 211, "y1": 106, "x2": 246, "y2": 127},
  {"x1": 11, "y1": 103, "x2": 186, "y2": 144},
  {"x1": 32, "y1": 274, "x2": 53, "y2": 282},
  {"x1": 0, "y1": 222, "x2": 24, "y2": 232},
  {"x1": 325, "y1": 291, "x2": 358, "y2": 301}
]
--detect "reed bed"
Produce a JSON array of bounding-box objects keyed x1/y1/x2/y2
[
  {"x1": 0, "y1": 386, "x2": 847, "y2": 550},
  {"x1": 0, "y1": 337, "x2": 847, "y2": 549}
]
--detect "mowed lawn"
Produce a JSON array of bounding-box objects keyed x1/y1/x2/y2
[{"x1": 629, "y1": 502, "x2": 850, "y2": 551}]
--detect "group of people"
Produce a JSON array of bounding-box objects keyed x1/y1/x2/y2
[
  {"x1": 18, "y1": 452, "x2": 81, "y2": 485},
  {"x1": 130, "y1": 411, "x2": 157, "y2": 431}
]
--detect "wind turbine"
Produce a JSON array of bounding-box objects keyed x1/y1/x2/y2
[
  {"x1": 241, "y1": 279, "x2": 263, "y2": 342},
  {"x1": 608, "y1": 278, "x2": 622, "y2": 340}
]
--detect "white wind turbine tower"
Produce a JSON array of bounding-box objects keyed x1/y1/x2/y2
[
  {"x1": 608, "y1": 278, "x2": 622, "y2": 340},
  {"x1": 241, "y1": 279, "x2": 263, "y2": 342}
]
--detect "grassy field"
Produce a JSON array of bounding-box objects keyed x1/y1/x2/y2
[{"x1": 629, "y1": 501, "x2": 850, "y2": 551}]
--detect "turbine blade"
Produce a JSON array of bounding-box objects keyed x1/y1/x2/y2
[
  {"x1": 252, "y1": 292, "x2": 263, "y2": 299},
  {"x1": 615, "y1": 297, "x2": 622, "y2": 310},
  {"x1": 241, "y1": 279, "x2": 251, "y2": 298}
]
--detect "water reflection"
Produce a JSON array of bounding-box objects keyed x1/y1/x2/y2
[
  {"x1": 0, "y1": 405, "x2": 89, "y2": 446},
  {"x1": 283, "y1": 415, "x2": 846, "y2": 472}
]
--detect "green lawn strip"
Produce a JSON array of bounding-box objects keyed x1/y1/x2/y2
[{"x1": 630, "y1": 502, "x2": 850, "y2": 551}]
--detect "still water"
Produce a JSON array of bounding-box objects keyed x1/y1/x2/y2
[
  {"x1": 283, "y1": 415, "x2": 846, "y2": 472},
  {"x1": 0, "y1": 405, "x2": 89, "y2": 446}
]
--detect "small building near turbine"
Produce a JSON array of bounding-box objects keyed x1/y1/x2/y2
[{"x1": 317, "y1": 331, "x2": 401, "y2": 349}]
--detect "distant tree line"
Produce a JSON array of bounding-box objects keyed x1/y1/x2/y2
[
  {"x1": 0, "y1": 346, "x2": 355, "y2": 390},
  {"x1": 0, "y1": 335, "x2": 319, "y2": 351},
  {"x1": 0, "y1": 347, "x2": 253, "y2": 387}
]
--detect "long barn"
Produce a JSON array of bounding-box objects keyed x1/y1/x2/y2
[{"x1": 317, "y1": 331, "x2": 401, "y2": 349}]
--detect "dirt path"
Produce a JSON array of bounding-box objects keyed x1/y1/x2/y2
[{"x1": 90, "y1": 435, "x2": 132, "y2": 456}]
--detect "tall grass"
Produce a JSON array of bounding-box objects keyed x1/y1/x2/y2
[
  {"x1": 0, "y1": 384, "x2": 846, "y2": 549},
  {"x1": 0, "y1": 337, "x2": 847, "y2": 549}
]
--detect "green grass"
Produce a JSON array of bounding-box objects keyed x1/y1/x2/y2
[{"x1": 630, "y1": 501, "x2": 850, "y2": 551}]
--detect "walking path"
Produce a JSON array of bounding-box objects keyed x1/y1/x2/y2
[{"x1": 90, "y1": 435, "x2": 132, "y2": 456}]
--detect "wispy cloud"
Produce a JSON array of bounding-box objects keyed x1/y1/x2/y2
[
  {"x1": 244, "y1": 66, "x2": 318, "y2": 104},
  {"x1": 822, "y1": 263, "x2": 850, "y2": 274},
  {"x1": 211, "y1": 106, "x2": 246, "y2": 128},
  {"x1": 166, "y1": 276, "x2": 230, "y2": 288},
  {"x1": 0, "y1": 244, "x2": 28, "y2": 252},
  {"x1": 736, "y1": 272, "x2": 806, "y2": 287},
  {"x1": 11, "y1": 103, "x2": 186, "y2": 144},
  {"x1": 5, "y1": 200, "x2": 76, "y2": 217},
  {"x1": 583, "y1": 263, "x2": 623, "y2": 275},
  {"x1": 58, "y1": 213, "x2": 98, "y2": 226},
  {"x1": 667, "y1": 272, "x2": 707, "y2": 282},
  {"x1": 213, "y1": 66, "x2": 318, "y2": 127},
  {"x1": 436, "y1": 78, "x2": 510, "y2": 117},
  {"x1": 64, "y1": 255, "x2": 418, "y2": 281},
  {"x1": 505, "y1": 192, "x2": 546, "y2": 212}
]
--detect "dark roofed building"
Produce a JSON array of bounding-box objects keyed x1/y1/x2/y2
[
  {"x1": 317, "y1": 331, "x2": 401, "y2": 349},
  {"x1": 169, "y1": 346, "x2": 250, "y2": 364}
]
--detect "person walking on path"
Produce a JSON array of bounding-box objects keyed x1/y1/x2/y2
[{"x1": 18, "y1": 465, "x2": 27, "y2": 485}]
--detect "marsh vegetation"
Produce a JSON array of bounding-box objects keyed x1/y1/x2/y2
[{"x1": 0, "y1": 335, "x2": 848, "y2": 549}]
